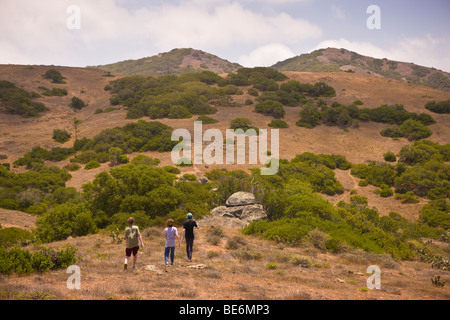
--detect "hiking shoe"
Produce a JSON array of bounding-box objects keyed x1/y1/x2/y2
[
  {"x1": 124, "y1": 264, "x2": 127, "y2": 270},
  {"x1": 132, "y1": 265, "x2": 136, "y2": 270}
]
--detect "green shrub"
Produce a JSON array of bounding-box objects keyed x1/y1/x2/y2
[
  {"x1": 40, "y1": 87, "x2": 68, "y2": 96},
  {"x1": 326, "y1": 238, "x2": 343, "y2": 253},
  {"x1": 69, "y1": 96, "x2": 87, "y2": 110},
  {"x1": 0, "y1": 227, "x2": 34, "y2": 248},
  {"x1": 42, "y1": 69, "x2": 66, "y2": 84},
  {"x1": 377, "y1": 185, "x2": 394, "y2": 197},
  {"x1": 196, "y1": 116, "x2": 218, "y2": 124},
  {"x1": 299, "y1": 103, "x2": 321, "y2": 127},
  {"x1": 57, "y1": 244, "x2": 79, "y2": 267},
  {"x1": 85, "y1": 160, "x2": 100, "y2": 170},
  {"x1": 52, "y1": 129, "x2": 71, "y2": 143},
  {"x1": 399, "y1": 119, "x2": 432, "y2": 141},
  {"x1": 395, "y1": 191, "x2": 420, "y2": 204},
  {"x1": 0, "y1": 80, "x2": 49, "y2": 117},
  {"x1": 383, "y1": 152, "x2": 397, "y2": 162},
  {"x1": 358, "y1": 180, "x2": 369, "y2": 187},
  {"x1": 425, "y1": 100, "x2": 450, "y2": 114},
  {"x1": 131, "y1": 155, "x2": 160, "y2": 166},
  {"x1": 230, "y1": 118, "x2": 254, "y2": 131},
  {"x1": 168, "y1": 105, "x2": 192, "y2": 119},
  {"x1": 0, "y1": 244, "x2": 78, "y2": 275},
  {"x1": 289, "y1": 255, "x2": 312, "y2": 267},
  {"x1": 181, "y1": 173, "x2": 197, "y2": 181},
  {"x1": 268, "y1": 119, "x2": 289, "y2": 128},
  {"x1": 31, "y1": 248, "x2": 55, "y2": 272},
  {"x1": 248, "y1": 88, "x2": 259, "y2": 97},
  {"x1": 163, "y1": 166, "x2": 181, "y2": 174},
  {"x1": 4, "y1": 247, "x2": 34, "y2": 275},
  {"x1": 254, "y1": 100, "x2": 285, "y2": 118},
  {"x1": 36, "y1": 203, "x2": 96, "y2": 242},
  {"x1": 419, "y1": 199, "x2": 450, "y2": 229},
  {"x1": 266, "y1": 263, "x2": 278, "y2": 269},
  {"x1": 175, "y1": 157, "x2": 192, "y2": 167}
]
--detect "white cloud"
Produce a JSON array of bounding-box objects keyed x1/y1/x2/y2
[
  {"x1": 0, "y1": 0, "x2": 321, "y2": 67},
  {"x1": 314, "y1": 36, "x2": 450, "y2": 73},
  {"x1": 141, "y1": 2, "x2": 322, "y2": 51},
  {"x1": 238, "y1": 43, "x2": 295, "y2": 67}
]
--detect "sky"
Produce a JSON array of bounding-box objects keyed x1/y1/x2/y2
[{"x1": 1, "y1": 0, "x2": 449, "y2": 72}]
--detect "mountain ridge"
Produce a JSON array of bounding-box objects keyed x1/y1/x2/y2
[
  {"x1": 93, "y1": 47, "x2": 450, "y2": 92},
  {"x1": 92, "y1": 48, "x2": 242, "y2": 76},
  {"x1": 271, "y1": 47, "x2": 450, "y2": 91}
]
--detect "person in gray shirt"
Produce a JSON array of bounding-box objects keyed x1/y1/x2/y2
[{"x1": 124, "y1": 217, "x2": 144, "y2": 270}]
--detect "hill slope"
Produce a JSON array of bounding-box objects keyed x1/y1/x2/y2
[
  {"x1": 1, "y1": 63, "x2": 450, "y2": 301},
  {"x1": 92, "y1": 48, "x2": 242, "y2": 76},
  {"x1": 1, "y1": 213, "x2": 449, "y2": 300},
  {"x1": 272, "y1": 48, "x2": 450, "y2": 91}
]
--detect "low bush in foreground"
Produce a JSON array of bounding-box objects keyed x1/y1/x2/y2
[{"x1": 0, "y1": 244, "x2": 78, "y2": 275}]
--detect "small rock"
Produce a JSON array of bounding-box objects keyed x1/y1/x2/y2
[
  {"x1": 186, "y1": 264, "x2": 209, "y2": 269},
  {"x1": 143, "y1": 265, "x2": 163, "y2": 275},
  {"x1": 198, "y1": 177, "x2": 209, "y2": 185}
]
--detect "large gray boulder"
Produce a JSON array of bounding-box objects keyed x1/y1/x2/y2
[
  {"x1": 211, "y1": 204, "x2": 267, "y2": 223},
  {"x1": 202, "y1": 191, "x2": 266, "y2": 230},
  {"x1": 225, "y1": 192, "x2": 256, "y2": 207}
]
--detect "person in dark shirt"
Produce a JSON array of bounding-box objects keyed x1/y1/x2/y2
[{"x1": 182, "y1": 213, "x2": 199, "y2": 262}]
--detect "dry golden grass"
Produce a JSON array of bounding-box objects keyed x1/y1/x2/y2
[{"x1": 1, "y1": 223, "x2": 449, "y2": 300}]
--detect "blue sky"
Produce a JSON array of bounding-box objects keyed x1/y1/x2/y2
[{"x1": 1, "y1": 0, "x2": 449, "y2": 71}]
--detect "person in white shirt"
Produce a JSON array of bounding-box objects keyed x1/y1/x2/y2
[{"x1": 163, "y1": 219, "x2": 181, "y2": 265}]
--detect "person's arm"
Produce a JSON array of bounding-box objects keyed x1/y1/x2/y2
[
  {"x1": 139, "y1": 234, "x2": 144, "y2": 248},
  {"x1": 181, "y1": 229, "x2": 185, "y2": 241}
]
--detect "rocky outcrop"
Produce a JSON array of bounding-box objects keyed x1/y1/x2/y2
[
  {"x1": 206, "y1": 192, "x2": 267, "y2": 228},
  {"x1": 210, "y1": 204, "x2": 266, "y2": 223}
]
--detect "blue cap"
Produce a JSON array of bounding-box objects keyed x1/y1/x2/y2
[{"x1": 186, "y1": 213, "x2": 193, "y2": 219}]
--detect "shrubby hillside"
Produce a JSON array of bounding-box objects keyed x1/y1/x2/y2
[
  {"x1": 273, "y1": 48, "x2": 450, "y2": 91},
  {"x1": 93, "y1": 48, "x2": 242, "y2": 76},
  {"x1": 0, "y1": 60, "x2": 449, "y2": 300}
]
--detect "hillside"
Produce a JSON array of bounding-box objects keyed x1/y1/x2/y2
[
  {"x1": 92, "y1": 48, "x2": 242, "y2": 76},
  {"x1": 1, "y1": 217, "x2": 449, "y2": 300},
  {"x1": 272, "y1": 48, "x2": 450, "y2": 91},
  {"x1": 0, "y1": 64, "x2": 450, "y2": 218},
  {"x1": 0, "y1": 62, "x2": 449, "y2": 301}
]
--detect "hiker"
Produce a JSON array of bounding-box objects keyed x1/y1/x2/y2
[
  {"x1": 181, "y1": 213, "x2": 199, "y2": 262},
  {"x1": 124, "y1": 217, "x2": 144, "y2": 270},
  {"x1": 163, "y1": 219, "x2": 181, "y2": 265}
]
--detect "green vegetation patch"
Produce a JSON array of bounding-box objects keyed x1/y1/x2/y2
[{"x1": 0, "y1": 80, "x2": 48, "y2": 117}]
